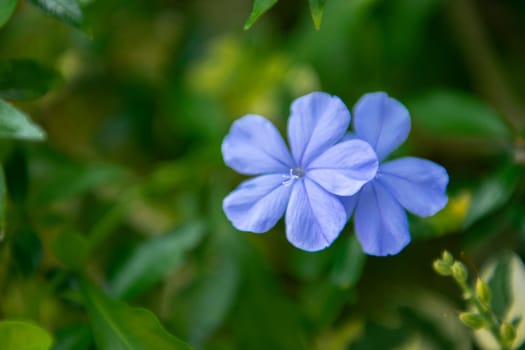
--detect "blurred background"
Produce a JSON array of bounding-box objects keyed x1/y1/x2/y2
[{"x1": 1, "y1": 0, "x2": 525, "y2": 349}]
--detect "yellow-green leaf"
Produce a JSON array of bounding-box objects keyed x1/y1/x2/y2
[
  {"x1": 0, "y1": 321, "x2": 53, "y2": 350},
  {"x1": 309, "y1": 0, "x2": 327, "y2": 30},
  {"x1": 244, "y1": 0, "x2": 278, "y2": 30}
]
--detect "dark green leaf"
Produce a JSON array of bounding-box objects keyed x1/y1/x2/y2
[
  {"x1": 0, "y1": 0, "x2": 18, "y2": 28},
  {"x1": 408, "y1": 90, "x2": 511, "y2": 139},
  {"x1": 109, "y1": 221, "x2": 205, "y2": 300},
  {"x1": 331, "y1": 234, "x2": 366, "y2": 288},
  {"x1": 350, "y1": 320, "x2": 411, "y2": 350},
  {"x1": 463, "y1": 164, "x2": 522, "y2": 228},
  {"x1": 0, "y1": 168, "x2": 6, "y2": 238},
  {"x1": 244, "y1": 0, "x2": 278, "y2": 30},
  {"x1": 80, "y1": 280, "x2": 193, "y2": 350},
  {"x1": 52, "y1": 324, "x2": 92, "y2": 350},
  {"x1": 233, "y1": 242, "x2": 310, "y2": 350},
  {"x1": 309, "y1": 0, "x2": 327, "y2": 30},
  {"x1": 0, "y1": 320, "x2": 53, "y2": 350},
  {"x1": 51, "y1": 232, "x2": 89, "y2": 270},
  {"x1": 0, "y1": 59, "x2": 61, "y2": 100},
  {"x1": 29, "y1": 0, "x2": 85, "y2": 30},
  {"x1": 487, "y1": 255, "x2": 512, "y2": 317},
  {"x1": 11, "y1": 228, "x2": 42, "y2": 276},
  {"x1": 0, "y1": 100, "x2": 46, "y2": 140},
  {"x1": 4, "y1": 146, "x2": 29, "y2": 204}
]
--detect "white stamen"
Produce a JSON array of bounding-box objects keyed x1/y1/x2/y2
[{"x1": 282, "y1": 167, "x2": 305, "y2": 186}]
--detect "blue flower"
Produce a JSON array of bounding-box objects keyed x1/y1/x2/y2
[
  {"x1": 222, "y1": 92, "x2": 378, "y2": 251},
  {"x1": 342, "y1": 92, "x2": 449, "y2": 256}
]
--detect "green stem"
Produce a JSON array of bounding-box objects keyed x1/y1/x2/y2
[{"x1": 456, "y1": 279, "x2": 510, "y2": 350}]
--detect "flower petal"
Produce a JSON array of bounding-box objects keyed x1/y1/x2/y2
[
  {"x1": 353, "y1": 92, "x2": 411, "y2": 161},
  {"x1": 222, "y1": 114, "x2": 294, "y2": 175},
  {"x1": 285, "y1": 178, "x2": 346, "y2": 251},
  {"x1": 288, "y1": 92, "x2": 350, "y2": 166},
  {"x1": 223, "y1": 174, "x2": 292, "y2": 233},
  {"x1": 354, "y1": 182, "x2": 411, "y2": 256},
  {"x1": 341, "y1": 194, "x2": 358, "y2": 219},
  {"x1": 341, "y1": 132, "x2": 358, "y2": 141},
  {"x1": 378, "y1": 157, "x2": 449, "y2": 217},
  {"x1": 307, "y1": 139, "x2": 378, "y2": 196}
]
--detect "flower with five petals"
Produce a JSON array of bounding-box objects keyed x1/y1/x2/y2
[
  {"x1": 222, "y1": 92, "x2": 378, "y2": 251},
  {"x1": 342, "y1": 92, "x2": 449, "y2": 256}
]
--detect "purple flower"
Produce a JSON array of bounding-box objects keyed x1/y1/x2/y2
[
  {"x1": 342, "y1": 92, "x2": 449, "y2": 256},
  {"x1": 222, "y1": 92, "x2": 378, "y2": 251}
]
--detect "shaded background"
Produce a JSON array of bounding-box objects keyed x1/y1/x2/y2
[{"x1": 1, "y1": 0, "x2": 525, "y2": 349}]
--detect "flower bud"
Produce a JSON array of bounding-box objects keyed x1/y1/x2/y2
[
  {"x1": 442, "y1": 250, "x2": 454, "y2": 265},
  {"x1": 433, "y1": 260, "x2": 452, "y2": 276},
  {"x1": 451, "y1": 261, "x2": 468, "y2": 283},
  {"x1": 500, "y1": 322, "x2": 516, "y2": 346},
  {"x1": 459, "y1": 312, "x2": 485, "y2": 329},
  {"x1": 476, "y1": 278, "x2": 491, "y2": 306}
]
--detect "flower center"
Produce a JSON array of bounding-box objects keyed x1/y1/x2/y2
[{"x1": 282, "y1": 167, "x2": 305, "y2": 186}]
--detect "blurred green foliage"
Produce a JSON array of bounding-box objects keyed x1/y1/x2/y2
[{"x1": 0, "y1": 0, "x2": 524, "y2": 349}]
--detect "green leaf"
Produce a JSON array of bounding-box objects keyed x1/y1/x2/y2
[
  {"x1": 4, "y1": 147, "x2": 29, "y2": 204},
  {"x1": 233, "y1": 241, "x2": 310, "y2": 350},
  {"x1": 80, "y1": 280, "x2": 193, "y2": 350},
  {"x1": 351, "y1": 320, "x2": 410, "y2": 349},
  {"x1": 330, "y1": 234, "x2": 366, "y2": 288},
  {"x1": 0, "y1": 100, "x2": 46, "y2": 140},
  {"x1": 52, "y1": 324, "x2": 92, "y2": 350},
  {"x1": 408, "y1": 90, "x2": 511, "y2": 139},
  {"x1": 184, "y1": 255, "x2": 240, "y2": 346},
  {"x1": 37, "y1": 161, "x2": 127, "y2": 204},
  {"x1": 290, "y1": 247, "x2": 333, "y2": 282},
  {"x1": 0, "y1": 168, "x2": 6, "y2": 238},
  {"x1": 487, "y1": 255, "x2": 512, "y2": 317},
  {"x1": 11, "y1": 228, "x2": 42, "y2": 276},
  {"x1": 463, "y1": 164, "x2": 522, "y2": 228},
  {"x1": 0, "y1": 60, "x2": 61, "y2": 100},
  {"x1": 0, "y1": 320, "x2": 53, "y2": 350},
  {"x1": 108, "y1": 221, "x2": 205, "y2": 300},
  {"x1": 476, "y1": 253, "x2": 525, "y2": 349},
  {"x1": 244, "y1": 0, "x2": 278, "y2": 30},
  {"x1": 300, "y1": 281, "x2": 355, "y2": 330},
  {"x1": 0, "y1": 0, "x2": 18, "y2": 28},
  {"x1": 309, "y1": 0, "x2": 327, "y2": 30},
  {"x1": 383, "y1": 0, "x2": 441, "y2": 64},
  {"x1": 51, "y1": 232, "x2": 89, "y2": 270},
  {"x1": 28, "y1": 0, "x2": 85, "y2": 30},
  {"x1": 53, "y1": 324, "x2": 93, "y2": 350}
]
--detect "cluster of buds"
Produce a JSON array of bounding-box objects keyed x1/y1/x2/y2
[{"x1": 433, "y1": 250, "x2": 517, "y2": 350}]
